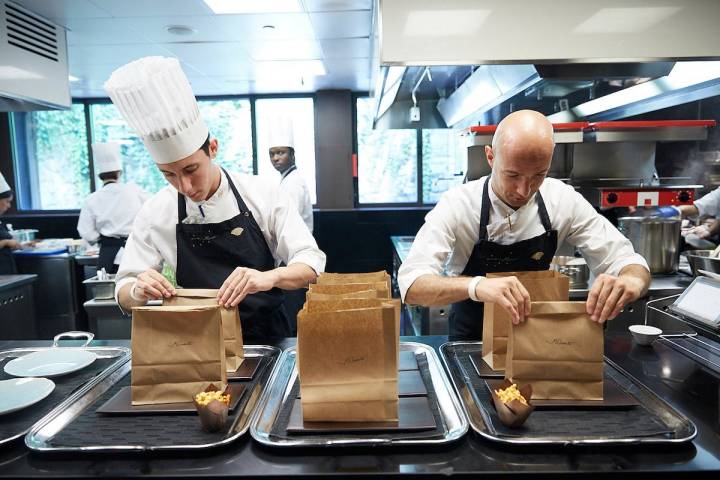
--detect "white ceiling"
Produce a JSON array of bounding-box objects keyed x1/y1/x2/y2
[{"x1": 13, "y1": 0, "x2": 374, "y2": 97}]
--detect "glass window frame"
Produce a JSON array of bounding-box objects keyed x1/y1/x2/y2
[
  {"x1": 354, "y1": 93, "x2": 461, "y2": 209},
  {"x1": 8, "y1": 93, "x2": 316, "y2": 213}
]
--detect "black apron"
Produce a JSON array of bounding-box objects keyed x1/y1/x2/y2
[
  {"x1": 97, "y1": 235, "x2": 126, "y2": 274},
  {"x1": 175, "y1": 169, "x2": 290, "y2": 341},
  {"x1": 448, "y1": 176, "x2": 558, "y2": 340},
  {"x1": 0, "y1": 221, "x2": 17, "y2": 274}
]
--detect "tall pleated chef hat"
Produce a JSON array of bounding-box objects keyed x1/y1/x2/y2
[
  {"x1": 104, "y1": 57, "x2": 208, "y2": 165},
  {"x1": 92, "y1": 142, "x2": 123, "y2": 174},
  {"x1": 267, "y1": 116, "x2": 294, "y2": 149},
  {"x1": 0, "y1": 172, "x2": 10, "y2": 194}
]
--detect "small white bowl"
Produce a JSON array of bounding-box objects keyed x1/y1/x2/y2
[{"x1": 629, "y1": 325, "x2": 663, "y2": 346}]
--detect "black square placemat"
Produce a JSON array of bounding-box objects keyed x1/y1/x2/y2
[
  {"x1": 48, "y1": 356, "x2": 269, "y2": 448},
  {"x1": 269, "y1": 353, "x2": 447, "y2": 441},
  {"x1": 456, "y1": 352, "x2": 672, "y2": 439}
]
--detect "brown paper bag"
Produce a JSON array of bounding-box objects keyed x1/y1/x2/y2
[
  {"x1": 482, "y1": 270, "x2": 569, "y2": 370},
  {"x1": 308, "y1": 282, "x2": 390, "y2": 298},
  {"x1": 306, "y1": 290, "x2": 378, "y2": 301},
  {"x1": 304, "y1": 297, "x2": 401, "y2": 341},
  {"x1": 131, "y1": 305, "x2": 227, "y2": 405},
  {"x1": 506, "y1": 301, "x2": 603, "y2": 400},
  {"x1": 164, "y1": 289, "x2": 244, "y2": 372},
  {"x1": 297, "y1": 301, "x2": 398, "y2": 422},
  {"x1": 317, "y1": 271, "x2": 390, "y2": 288}
]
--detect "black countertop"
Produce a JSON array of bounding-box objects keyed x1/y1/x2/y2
[
  {"x1": 0, "y1": 334, "x2": 718, "y2": 478},
  {"x1": 0, "y1": 274, "x2": 37, "y2": 292}
]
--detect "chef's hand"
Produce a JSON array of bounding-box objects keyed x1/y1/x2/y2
[
  {"x1": 218, "y1": 267, "x2": 275, "y2": 307},
  {"x1": 475, "y1": 276, "x2": 531, "y2": 325},
  {"x1": 586, "y1": 273, "x2": 645, "y2": 323},
  {"x1": 132, "y1": 269, "x2": 176, "y2": 301},
  {"x1": 1, "y1": 239, "x2": 21, "y2": 250},
  {"x1": 688, "y1": 224, "x2": 712, "y2": 239}
]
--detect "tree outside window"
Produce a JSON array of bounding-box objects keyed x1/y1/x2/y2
[
  {"x1": 356, "y1": 97, "x2": 417, "y2": 204},
  {"x1": 11, "y1": 104, "x2": 90, "y2": 210},
  {"x1": 421, "y1": 129, "x2": 467, "y2": 204},
  {"x1": 90, "y1": 99, "x2": 253, "y2": 194}
]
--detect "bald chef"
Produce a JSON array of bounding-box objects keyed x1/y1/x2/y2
[
  {"x1": 398, "y1": 110, "x2": 651, "y2": 339},
  {"x1": 77, "y1": 142, "x2": 149, "y2": 273},
  {"x1": 105, "y1": 56, "x2": 326, "y2": 340}
]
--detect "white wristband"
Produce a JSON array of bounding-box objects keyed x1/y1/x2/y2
[
  {"x1": 129, "y1": 282, "x2": 144, "y2": 301},
  {"x1": 467, "y1": 276, "x2": 485, "y2": 302}
]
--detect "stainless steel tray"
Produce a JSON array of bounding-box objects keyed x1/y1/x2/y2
[
  {"x1": 0, "y1": 332, "x2": 130, "y2": 446},
  {"x1": 25, "y1": 345, "x2": 280, "y2": 453},
  {"x1": 251, "y1": 342, "x2": 468, "y2": 447},
  {"x1": 440, "y1": 341, "x2": 697, "y2": 446}
]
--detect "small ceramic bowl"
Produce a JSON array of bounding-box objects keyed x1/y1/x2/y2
[{"x1": 628, "y1": 324, "x2": 663, "y2": 346}]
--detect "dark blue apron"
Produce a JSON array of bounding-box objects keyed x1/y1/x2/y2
[
  {"x1": 448, "y1": 176, "x2": 558, "y2": 339},
  {"x1": 98, "y1": 235, "x2": 126, "y2": 274},
  {"x1": 0, "y1": 221, "x2": 17, "y2": 274},
  {"x1": 175, "y1": 169, "x2": 290, "y2": 341}
]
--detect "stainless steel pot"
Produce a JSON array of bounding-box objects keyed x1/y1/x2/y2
[
  {"x1": 683, "y1": 250, "x2": 720, "y2": 277},
  {"x1": 618, "y1": 216, "x2": 681, "y2": 274},
  {"x1": 551, "y1": 256, "x2": 589, "y2": 288}
]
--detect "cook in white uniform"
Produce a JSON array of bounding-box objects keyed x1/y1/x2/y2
[
  {"x1": 77, "y1": 142, "x2": 149, "y2": 273},
  {"x1": 105, "y1": 56, "x2": 326, "y2": 341},
  {"x1": 0, "y1": 172, "x2": 20, "y2": 274},
  {"x1": 398, "y1": 110, "x2": 651, "y2": 339},
  {"x1": 268, "y1": 118, "x2": 313, "y2": 233}
]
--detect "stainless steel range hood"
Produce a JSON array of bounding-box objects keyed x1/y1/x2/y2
[
  {"x1": 0, "y1": 1, "x2": 71, "y2": 111},
  {"x1": 373, "y1": 0, "x2": 720, "y2": 129}
]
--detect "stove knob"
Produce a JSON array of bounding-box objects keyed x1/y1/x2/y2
[
  {"x1": 606, "y1": 192, "x2": 618, "y2": 204},
  {"x1": 678, "y1": 190, "x2": 690, "y2": 202}
]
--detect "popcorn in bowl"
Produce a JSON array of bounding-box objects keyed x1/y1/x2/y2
[
  {"x1": 490, "y1": 379, "x2": 534, "y2": 428},
  {"x1": 193, "y1": 384, "x2": 231, "y2": 432}
]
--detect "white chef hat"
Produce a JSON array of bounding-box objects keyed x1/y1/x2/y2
[
  {"x1": 267, "y1": 116, "x2": 294, "y2": 149},
  {"x1": 92, "y1": 142, "x2": 122, "y2": 174},
  {"x1": 103, "y1": 56, "x2": 209, "y2": 165},
  {"x1": 0, "y1": 172, "x2": 10, "y2": 194}
]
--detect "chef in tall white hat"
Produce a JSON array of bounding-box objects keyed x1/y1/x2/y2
[
  {"x1": 267, "y1": 117, "x2": 314, "y2": 335},
  {"x1": 0, "y1": 172, "x2": 20, "y2": 274},
  {"x1": 77, "y1": 142, "x2": 150, "y2": 273},
  {"x1": 268, "y1": 116, "x2": 313, "y2": 232},
  {"x1": 105, "y1": 56, "x2": 326, "y2": 341}
]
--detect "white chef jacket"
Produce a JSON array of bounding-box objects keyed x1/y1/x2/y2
[
  {"x1": 115, "y1": 169, "x2": 326, "y2": 299},
  {"x1": 398, "y1": 176, "x2": 650, "y2": 302},
  {"x1": 694, "y1": 186, "x2": 720, "y2": 217},
  {"x1": 77, "y1": 182, "x2": 149, "y2": 244},
  {"x1": 280, "y1": 167, "x2": 313, "y2": 233}
]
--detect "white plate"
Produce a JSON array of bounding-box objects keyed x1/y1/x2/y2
[
  {"x1": 0, "y1": 377, "x2": 55, "y2": 415},
  {"x1": 4, "y1": 349, "x2": 97, "y2": 378}
]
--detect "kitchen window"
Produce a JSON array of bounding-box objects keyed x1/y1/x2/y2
[
  {"x1": 421, "y1": 129, "x2": 467, "y2": 204},
  {"x1": 254, "y1": 97, "x2": 317, "y2": 204},
  {"x1": 355, "y1": 97, "x2": 466, "y2": 206},
  {"x1": 10, "y1": 104, "x2": 91, "y2": 210}
]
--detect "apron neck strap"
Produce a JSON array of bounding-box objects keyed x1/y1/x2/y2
[
  {"x1": 177, "y1": 168, "x2": 251, "y2": 222},
  {"x1": 479, "y1": 175, "x2": 553, "y2": 241}
]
